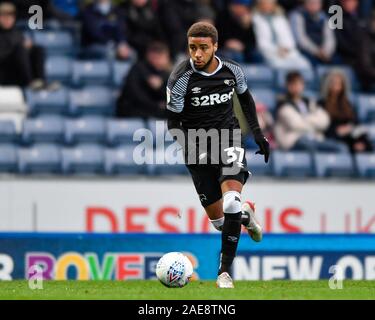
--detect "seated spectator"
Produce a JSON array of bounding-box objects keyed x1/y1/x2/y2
[
  {"x1": 216, "y1": 0, "x2": 261, "y2": 63},
  {"x1": 356, "y1": 9, "x2": 375, "y2": 91},
  {"x1": 80, "y1": 0, "x2": 133, "y2": 60},
  {"x1": 0, "y1": 2, "x2": 48, "y2": 89},
  {"x1": 253, "y1": 0, "x2": 311, "y2": 69},
  {"x1": 157, "y1": 0, "x2": 215, "y2": 60},
  {"x1": 120, "y1": 0, "x2": 165, "y2": 58},
  {"x1": 335, "y1": 0, "x2": 364, "y2": 67},
  {"x1": 274, "y1": 71, "x2": 347, "y2": 152},
  {"x1": 319, "y1": 69, "x2": 373, "y2": 153},
  {"x1": 116, "y1": 42, "x2": 172, "y2": 119},
  {"x1": 290, "y1": 0, "x2": 337, "y2": 66}
]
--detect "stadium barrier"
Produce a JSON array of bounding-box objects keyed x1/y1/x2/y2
[
  {"x1": 0, "y1": 233, "x2": 374, "y2": 281},
  {"x1": 0, "y1": 178, "x2": 374, "y2": 233}
]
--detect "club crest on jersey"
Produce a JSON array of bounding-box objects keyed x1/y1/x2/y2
[
  {"x1": 224, "y1": 79, "x2": 236, "y2": 86},
  {"x1": 191, "y1": 87, "x2": 201, "y2": 94}
]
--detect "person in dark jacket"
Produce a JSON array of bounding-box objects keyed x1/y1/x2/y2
[
  {"x1": 80, "y1": 0, "x2": 133, "y2": 60},
  {"x1": 120, "y1": 0, "x2": 165, "y2": 58},
  {"x1": 0, "y1": 2, "x2": 46, "y2": 88},
  {"x1": 216, "y1": 0, "x2": 259, "y2": 63},
  {"x1": 335, "y1": 0, "x2": 364, "y2": 67},
  {"x1": 116, "y1": 42, "x2": 172, "y2": 119}
]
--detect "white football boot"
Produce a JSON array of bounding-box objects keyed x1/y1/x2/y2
[
  {"x1": 242, "y1": 201, "x2": 263, "y2": 242},
  {"x1": 216, "y1": 272, "x2": 234, "y2": 289}
]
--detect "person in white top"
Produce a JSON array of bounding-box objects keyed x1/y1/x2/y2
[{"x1": 253, "y1": 0, "x2": 311, "y2": 69}]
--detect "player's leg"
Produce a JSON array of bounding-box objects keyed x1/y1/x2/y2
[
  {"x1": 205, "y1": 198, "x2": 257, "y2": 232},
  {"x1": 217, "y1": 179, "x2": 243, "y2": 282}
]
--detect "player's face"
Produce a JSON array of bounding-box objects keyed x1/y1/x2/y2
[{"x1": 188, "y1": 37, "x2": 218, "y2": 71}]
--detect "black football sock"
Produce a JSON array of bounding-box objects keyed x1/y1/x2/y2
[{"x1": 218, "y1": 212, "x2": 242, "y2": 275}]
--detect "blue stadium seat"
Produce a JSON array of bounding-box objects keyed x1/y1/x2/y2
[
  {"x1": 276, "y1": 68, "x2": 316, "y2": 91},
  {"x1": 0, "y1": 144, "x2": 18, "y2": 172},
  {"x1": 18, "y1": 144, "x2": 61, "y2": 174},
  {"x1": 62, "y1": 144, "x2": 104, "y2": 174},
  {"x1": 0, "y1": 121, "x2": 18, "y2": 142},
  {"x1": 33, "y1": 30, "x2": 74, "y2": 55},
  {"x1": 112, "y1": 61, "x2": 132, "y2": 87},
  {"x1": 25, "y1": 87, "x2": 69, "y2": 115},
  {"x1": 273, "y1": 151, "x2": 313, "y2": 177},
  {"x1": 22, "y1": 116, "x2": 65, "y2": 144},
  {"x1": 242, "y1": 64, "x2": 274, "y2": 89},
  {"x1": 45, "y1": 56, "x2": 73, "y2": 84},
  {"x1": 355, "y1": 153, "x2": 375, "y2": 178},
  {"x1": 69, "y1": 87, "x2": 114, "y2": 116},
  {"x1": 316, "y1": 65, "x2": 359, "y2": 91},
  {"x1": 314, "y1": 153, "x2": 354, "y2": 177},
  {"x1": 107, "y1": 118, "x2": 146, "y2": 146},
  {"x1": 357, "y1": 95, "x2": 375, "y2": 123},
  {"x1": 65, "y1": 116, "x2": 106, "y2": 144},
  {"x1": 105, "y1": 146, "x2": 146, "y2": 175},
  {"x1": 72, "y1": 60, "x2": 111, "y2": 86},
  {"x1": 245, "y1": 150, "x2": 272, "y2": 176},
  {"x1": 251, "y1": 89, "x2": 276, "y2": 113},
  {"x1": 147, "y1": 147, "x2": 188, "y2": 175}
]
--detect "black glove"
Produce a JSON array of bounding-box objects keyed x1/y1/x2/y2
[{"x1": 254, "y1": 132, "x2": 270, "y2": 163}]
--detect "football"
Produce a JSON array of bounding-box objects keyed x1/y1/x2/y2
[{"x1": 156, "y1": 252, "x2": 193, "y2": 288}]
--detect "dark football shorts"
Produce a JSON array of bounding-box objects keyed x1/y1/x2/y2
[{"x1": 186, "y1": 158, "x2": 250, "y2": 208}]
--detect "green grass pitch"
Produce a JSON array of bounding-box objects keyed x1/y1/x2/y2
[{"x1": 0, "y1": 280, "x2": 374, "y2": 300}]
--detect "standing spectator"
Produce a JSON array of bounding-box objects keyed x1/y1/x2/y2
[
  {"x1": 290, "y1": 0, "x2": 337, "y2": 66},
  {"x1": 274, "y1": 71, "x2": 347, "y2": 152},
  {"x1": 80, "y1": 0, "x2": 133, "y2": 60},
  {"x1": 0, "y1": 2, "x2": 46, "y2": 89},
  {"x1": 216, "y1": 0, "x2": 261, "y2": 63},
  {"x1": 121, "y1": 0, "x2": 165, "y2": 58},
  {"x1": 320, "y1": 70, "x2": 373, "y2": 153},
  {"x1": 116, "y1": 42, "x2": 172, "y2": 119},
  {"x1": 253, "y1": 0, "x2": 311, "y2": 69}
]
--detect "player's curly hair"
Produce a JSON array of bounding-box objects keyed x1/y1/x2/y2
[{"x1": 187, "y1": 22, "x2": 218, "y2": 44}]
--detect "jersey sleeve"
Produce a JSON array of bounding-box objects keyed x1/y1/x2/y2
[
  {"x1": 223, "y1": 60, "x2": 248, "y2": 95},
  {"x1": 166, "y1": 61, "x2": 193, "y2": 113}
]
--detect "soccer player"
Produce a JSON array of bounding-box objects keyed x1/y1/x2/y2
[{"x1": 166, "y1": 22, "x2": 270, "y2": 288}]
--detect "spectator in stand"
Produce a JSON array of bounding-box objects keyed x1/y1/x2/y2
[
  {"x1": 355, "y1": 9, "x2": 375, "y2": 91},
  {"x1": 253, "y1": 0, "x2": 311, "y2": 69},
  {"x1": 157, "y1": 0, "x2": 216, "y2": 60},
  {"x1": 290, "y1": 0, "x2": 337, "y2": 66},
  {"x1": 0, "y1": 2, "x2": 48, "y2": 89},
  {"x1": 80, "y1": 0, "x2": 133, "y2": 60},
  {"x1": 320, "y1": 70, "x2": 373, "y2": 153},
  {"x1": 274, "y1": 71, "x2": 347, "y2": 152},
  {"x1": 335, "y1": 0, "x2": 364, "y2": 67},
  {"x1": 120, "y1": 0, "x2": 165, "y2": 58},
  {"x1": 216, "y1": 0, "x2": 262, "y2": 63},
  {"x1": 116, "y1": 42, "x2": 172, "y2": 119}
]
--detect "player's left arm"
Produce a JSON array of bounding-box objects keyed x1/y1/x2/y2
[{"x1": 233, "y1": 64, "x2": 270, "y2": 163}]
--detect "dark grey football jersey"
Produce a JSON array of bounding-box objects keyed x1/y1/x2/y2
[{"x1": 166, "y1": 56, "x2": 248, "y2": 130}]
